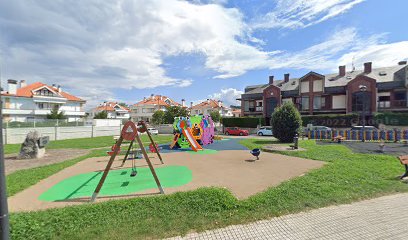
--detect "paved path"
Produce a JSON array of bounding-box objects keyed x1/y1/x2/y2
[{"x1": 168, "y1": 193, "x2": 408, "y2": 239}]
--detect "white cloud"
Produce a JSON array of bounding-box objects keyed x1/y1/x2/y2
[
  {"x1": 337, "y1": 41, "x2": 408, "y2": 70},
  {"x1": 208, "y1": 88, "x2": 243, "y2": 106},
  {"x1": 251, "y1": 0, "x2": 365, "y2": 29}
]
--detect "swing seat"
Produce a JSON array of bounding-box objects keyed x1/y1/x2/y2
[{"x1": 130, "y1": 170, "x2": 137, "y2": 177}]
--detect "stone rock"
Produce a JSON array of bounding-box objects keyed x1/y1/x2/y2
[{"x1": 18, "y1": 131, "x2": 45, "y2": 159}]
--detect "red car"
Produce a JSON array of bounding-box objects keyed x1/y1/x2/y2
[{"x1": 225, "y1": 127, "x2": 249, "y2": 136}]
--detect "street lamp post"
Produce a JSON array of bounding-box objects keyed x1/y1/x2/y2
[
  {"x1": 0, "y1": 77, "x2": 10, "y2": 239},
  {"x1": 359, "y1": 85, "x2": 368, "y2": 142}
]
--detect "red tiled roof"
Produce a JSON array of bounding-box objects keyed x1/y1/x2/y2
[
  {"x1": 191, "y1": 99, "x2": 221, "y2": 109},
  {"x1": 133, "y1": 95, "x2": 180, "y2": 107},
  {"x1": 1, "y1": 82, "x2": 84, "y2": 102},
  {"x1": 94, "y1": 102, "x2": 130, "y2": 112}
]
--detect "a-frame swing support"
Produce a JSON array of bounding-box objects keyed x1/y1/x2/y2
[
  {"x1": 121, "y1": 121, "x2": 164, "y2": 166},
  {"x1": 91, "y1": 121, "x2": 164, "y2": 202}
]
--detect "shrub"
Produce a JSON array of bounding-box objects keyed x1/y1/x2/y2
[
  {"x1": 373, "y1": 112, "x2": 408, "y2": 126},
  {"x1": 271, "y1": 103, "x2": 302, "y2": 143},
  {"x1": 221, "y1": 117, "x2": 265, "y2": 128},
  {"x1": 152, "y1": 110, "x2": 165, "y2": 125},
  {"x1": 209, "y1": 111, "x2": 221, "y2": 123}
]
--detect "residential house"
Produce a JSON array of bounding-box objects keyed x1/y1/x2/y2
[
  {"x1": 130, "y1": 94, "x2": 182, "y2": 122},
  {"x1": 190, "y1": 99, "x2": 233, "y2": 117},
  {"x1": 239, "y1": 61, "x2": 408, "y2": 124},
  {"x1": 89, "y1": 102, "x2": 130, "y2": 119},
  {"x1": 1, "y1": 80, "x2": 86, "y2": 122}
]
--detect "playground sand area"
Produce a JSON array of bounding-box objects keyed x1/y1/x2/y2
[{"x1": 9, "y1": 150, "x2": 324, "y2": 212}]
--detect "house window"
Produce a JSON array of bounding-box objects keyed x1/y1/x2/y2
[
  {"x1": 313, "y1": 96, "x2": 326, "y2": 110},
  {"x1": 352, "y1": 92, "x2": 371, "y2": 112},
  {"x1": 378, "y1": 96, "x2": 391, "y2": 108},
  {"x1": 301, "y1": 97, "x2": 309, "y2": 111},
  {"x1": 394, "y1": 91, "x2": 407, "y2": 107}
]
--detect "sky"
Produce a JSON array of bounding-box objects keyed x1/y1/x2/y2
[{"x1": 0, "y1": 0, "x2": 407, "y2": 109}]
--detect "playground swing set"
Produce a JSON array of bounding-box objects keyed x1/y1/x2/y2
[{"x1": 91, "y1": 120, "x2": 164, "y2": 202}]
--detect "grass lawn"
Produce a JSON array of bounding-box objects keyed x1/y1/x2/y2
[
  {"x1": 4, "y1": 134, "x2": 173, "y2": 154},
  {"x1": 9, "y1": 140, "x2": 408, "y2": 240}
]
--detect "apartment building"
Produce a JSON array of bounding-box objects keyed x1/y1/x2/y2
[
  {"x1": 190, "y1": 99, "x2": 233, "y2": 117},
  {"x1": 89, "y1": 102, "x2": 130, "y2": 119},
  {"x1": 1, "y1": 80, "x2": 86, "y2": 122},
  {"x1": 239, "y1": 61, "x2": 408, "y2": 123},
  {"x1": 130, "y1": 94, "x2": 182, "y2": 122}
]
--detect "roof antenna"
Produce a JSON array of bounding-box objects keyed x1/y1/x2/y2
[{"x1": 351, "y1": 56, "x2": 356, "y2": 73}]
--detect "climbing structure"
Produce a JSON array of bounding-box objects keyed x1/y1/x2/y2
[
  {"x1": 170, "y1": 115, "x2": 215, "y2": 151},
  {"x1": 91, "y1": 120, "x2": 164, "y2": 202}
]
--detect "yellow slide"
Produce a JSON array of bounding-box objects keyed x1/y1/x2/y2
[{"x1": 182, "y1": 127, "x2": 203, "y2": 152}]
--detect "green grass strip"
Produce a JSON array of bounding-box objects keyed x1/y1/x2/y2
[{"x1": 4, "y1": 135, "x2": 173, "y2": 154}]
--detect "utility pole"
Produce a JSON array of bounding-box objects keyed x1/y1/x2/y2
[{"x1": 0, "y1": 65, "x2": 10, "y2": 239}]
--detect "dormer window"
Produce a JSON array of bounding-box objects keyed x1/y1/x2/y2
[
  {"x1": 34, "y1": 87, "x2": 55, "y2": 97},
  {"x1": 165, "y1": 99, "x2": 171, "y2": 105}
]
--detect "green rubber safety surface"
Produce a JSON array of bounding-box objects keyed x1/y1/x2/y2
[
  {"x1": 39, "y1": 165, "x2": 192, "y2": 202},
  {"x1": 189, "y1": 149, "x2": 218, "y2": 155}
]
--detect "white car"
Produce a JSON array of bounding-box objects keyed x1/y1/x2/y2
[
  {"x1": 257, "y1": 126, "x2": 273, "y2": 136},
  {"x1": 147, "y1": 127, "x2": 159, "y2": 135}
]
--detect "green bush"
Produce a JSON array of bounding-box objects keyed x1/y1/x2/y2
[
  {"x1": 373, "y1": 112, "x2": 408, "y2": 126},
  {"x1": 221, "y1": 117, "x2": 265, "y2": 128},
  {"x1": 271, "y1": 103, "x2": 302, "y2": 143}
]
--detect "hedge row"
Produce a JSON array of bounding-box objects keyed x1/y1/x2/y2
[
  {"x1": 373, "y1": 112, "x2": 408, "y2": 126},
  {"x1": 301, "y1": 114, "x2": 359, "y2": 127},
  {"x1": 221, "y1": 117, "x2": 265, "y2": 128}
]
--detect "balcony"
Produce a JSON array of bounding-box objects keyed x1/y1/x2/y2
[
  {"x1": 245, "y1": 107, "x2": 263, "y2": 113},
  {"x1": 378, "y1": 100, "x2": 407, "y2": 110}
]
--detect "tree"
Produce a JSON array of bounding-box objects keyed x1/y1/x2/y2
[
  {"x1": 46, "y1": 106, "x2": 66, "y2": 119},
  {"x1": 271, "y1": 102, "x2": 302, "y2": 143},
  {"x1": 163, "y1": 106, "x2": 189, "y2": 124},
  {"x1": 152, "y1": 110, "x2": 165, "y2": 125},
  {"x1": 210, "y1": 110, "x2": 221, "y2": 123},
  {"x1": 94, "y1": 110, "x2": 108, "y2": 119},
  {"x1": 118, "y1": 102, "x2": 128, "y2": 108}
]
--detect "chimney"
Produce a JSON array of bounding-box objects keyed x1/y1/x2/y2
[
  {"x1": 7, "y1": 79, "x2": 18, "y2": 94},
  {"x1": 190, "y1": 101, "x2": 193, "y2": 108},
  {"x1": 339, "y1": 65, "x2": 346, "y2": 76},
  {"x1": 181, "y1": 99, "x2": 186, "y2": 107},
  {"x1": 151, "y1": 94, "x2": 154, "y2": 99},
  {"x1": 20, "y1": 80, "x2": 27, "y2": 88},
  {"x1": 207, "y1": 99, "x2": 210, "y2": 104},
  {"x1": 143, "y1": 97, "x2": 146, "y2": 101},
  {"x1": 284, "y1": 73, "x2": 290, "y2": 83},
  {"x1": 160, "y1": 95, "x2": 163, "y2": 100},
  {"x1": 269, "y1": 76, "x2": 274, "y2": 85},
  {"x1": 57, "y1": 85, "x2": 62, "y2": 92},
  {"x1": 218, "y1": 100, "x2": 222, "y2": 107},
  {"x1": 364, "y1": 62, "x2": 372, "y2": 74},
  {"x1": 398, "y1": 60, "x2": 407, "y2": 65}
]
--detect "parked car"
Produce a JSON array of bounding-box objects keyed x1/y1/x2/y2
[
  {"x1": 147, "y1": 127, "x2": 159, "y2": 135},
  {"x1": 224, "y1": 127, "x2": 249, "y2": 136},
  {"x1": 350, "y1": 126, "x2": 378, "y2": 132},
  {"x1": 257, "y1": 126, "x2": 273, "y2": 136},
  {"x1": 303, "y1": 126, "x2": 332, "y2": 136}
]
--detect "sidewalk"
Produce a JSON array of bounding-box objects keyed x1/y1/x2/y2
[{"x1": 168, "y1": 193, "x2": 408, "y2": 239}]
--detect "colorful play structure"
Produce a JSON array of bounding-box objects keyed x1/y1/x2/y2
[
  {"x1": 91, "y1": 120, "x2": 164, "y2": 202},
  {"x1": 170, "y1": 115, "x2": 215, "y2": 152},
  {"x1": 308, "y1": 129, "x2": 408, "y2": 142}
]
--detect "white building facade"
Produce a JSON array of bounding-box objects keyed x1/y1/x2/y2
[
  {"x1": 130, "y1": 94, "x2": 182, "y2": 122},
  {"x1": 88, "y1": 102, "x2": 130, "y2": 120},
  {"x1": 1, "y1": 80, "x2": 86, "y2": 122}
]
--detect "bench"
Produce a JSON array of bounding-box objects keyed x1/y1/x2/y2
[{"x1": 398, "y1": 155, "x2": 408, "y2": 179}]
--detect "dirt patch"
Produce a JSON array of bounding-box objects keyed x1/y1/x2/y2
[
  {"x1": 5, "y1": 148, "x2": 91, "y2": 175},
  {"x1": 9, "y1": 150, "x2": 324, "y2": 212}
]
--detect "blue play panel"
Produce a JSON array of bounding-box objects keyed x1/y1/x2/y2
[{"x1": 159, "y1": 137, "x2": 248, "y2": 153}]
